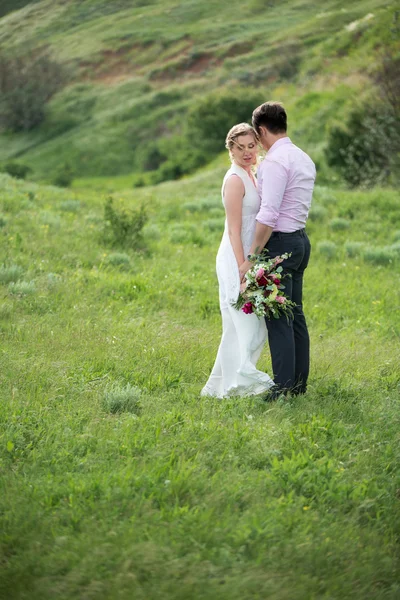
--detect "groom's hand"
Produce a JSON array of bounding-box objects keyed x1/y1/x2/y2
[{"x1": 239, "y1": 259, "x2": 252, "y2": 282}]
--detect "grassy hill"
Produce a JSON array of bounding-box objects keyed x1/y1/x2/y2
[
  {"x1": 0, "y1": 0, "x2": 397, "y2": 184},
  {"x1": 0, "y1": 164, "x2": 399, "y2": 598}
]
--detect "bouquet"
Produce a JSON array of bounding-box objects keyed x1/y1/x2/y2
[{"x1": 233, "y1": 252, "x2": 296, "y2": 319}]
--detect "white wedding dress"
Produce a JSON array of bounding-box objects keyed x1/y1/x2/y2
[{"x1": 201, "y1": 162, "x2": 274, "y2": 398}]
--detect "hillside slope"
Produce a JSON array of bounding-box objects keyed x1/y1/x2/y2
[{"x1": 0, "y1": 0, "x2": 396, "y2": 183}]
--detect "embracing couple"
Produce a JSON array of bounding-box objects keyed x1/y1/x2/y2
[{"x1": 201, "y1": 102, "x2": 316, "y2": 401}]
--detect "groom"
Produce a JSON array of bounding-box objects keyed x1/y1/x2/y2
[{"x1": 239, "y1": 102, "x2": 316, "y2": 399}]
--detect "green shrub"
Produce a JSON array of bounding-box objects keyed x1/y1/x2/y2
[
  {"x1": 8, "y1": 280, "x2": 36, "y2": 295},
  {"x1": 46, "y1": 273, "x2": 62, "y2": 288},
  {"x1": 317, "y1": 240, "x2": 337, "y2": 259},
  {"x1": 0, "y1": 162, "x2": 32, "y2": 179},
  {"x1": 363, "y1": 247, "x2": 395, "y2": 265},
  {"x1": 103, "y1": 197, "x2": 148, "y2": 250},
  {"x1": 309, "y1": 205, "x2": 328, "y2": 222},
  {"x1": 138, "y1": 143, "x2": 167, "y2": 172},
  {"x1": 105, "y1": 252, "x2": 131, "y2": 267},
  {"x1": 169, "y1": 223, "x2": 205, "y2": 246},
  {"x1": 199, "y1": 197, "x2": 221, "y2": 210},
  {"x1": 330, "y1": 218, "x2": 350, "y2": 231},
  {"x1": 0, "y1": 0, "x2": 40, "y2": 18},
  {"x1": 183, "y1": 197, "x2": 221, "y2": 213},
  {"x1": 183, "y1": 202, "x2": 201, "y2": 213},
  {"x1": 313, "y1": 186, "x2": 337, "y2": 205},
  {"x1": 0, "y1": 51, "x2": 67, "y2": 131},
  {"x1": 392, "y1": 230, "x2": 400, "y2": 242},
  {"x1": 0, "y1": 215, "x2": 7, "y2": 228},
  {"x1": 204, "y1": 218, "x2": 224, "y2": 232},
  {"x1": 387, "y1": 242, "x2": 400, "y2": 256},
  {"x1": 325, "y1": 104, "x2": 400, "y2": 187},
  {"x1": 53, "y1": 164, "x2": 74, "y2": 188},
  {"x1": 0, "y1": 265, "x2": 23, "y2": 283},
  {"x1": 209, "y1": 207, "x2": 224, "y2": 217},
  {"x1": 344, "y1": 242, "x2": 365, "y2": 258},
  {"x1": 60, "y1": 200, "x2": 80, "y2": 212},
  {"x1": 132, "y1": 175, "x2": 148, "y2": 188},
  {"x1": 186, "y1": 89, "x2": 263, "y2": 155},
  {"x1": 102, "y1": 383, "x2": 141, "y2": 415},
  {"x1": 143, "y1": 224, "x2": 161, "y2": 241},
  {"x1": 39, "y1": 211, "x2": 61, "y2": 229}
]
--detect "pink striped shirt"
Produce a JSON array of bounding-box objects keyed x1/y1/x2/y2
[{"x1": 256, "y1": 137, "x2": 316, "y2": 233}]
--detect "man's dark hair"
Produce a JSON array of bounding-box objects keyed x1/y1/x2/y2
[{"x1": 252, "y1": 102, "x2": 287, "y2": 134}]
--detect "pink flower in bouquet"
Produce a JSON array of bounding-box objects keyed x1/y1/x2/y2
[
  {"x1": 272, "y1": 256, "x2": 284, "y2": 266},
  {"x1": 242, "y1": 302, "x2": 254, "y2": 314},
  {"x1": 272, "y1": 277, "x2": 281, "y2": 285},
  {"x1": 255, "y1": 268, "x2": 269, "y2": 287},
  {"x1": 276, "y1": 295, "x2": 286, "y2": 304}
]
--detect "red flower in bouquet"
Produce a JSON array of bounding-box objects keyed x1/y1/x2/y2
[{"x1": 242, "y1": 302, "x2": 254, "y2": 314}]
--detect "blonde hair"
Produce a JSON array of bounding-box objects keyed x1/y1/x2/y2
[{"x1": 225, "y1": 123, "x2": 259, "y2": 153}]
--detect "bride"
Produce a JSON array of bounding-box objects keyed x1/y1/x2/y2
[{"x1": 201, "y1": 123, "x2": 274, "y2": 398}]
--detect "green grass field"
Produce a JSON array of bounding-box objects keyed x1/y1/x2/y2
[{"x1": 1, "y1": 166, "x2": 399, "y2": 599}]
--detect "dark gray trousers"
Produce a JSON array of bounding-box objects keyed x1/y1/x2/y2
[{"x1": 264, "y1": 229, "x2": 311, "y2": 394}]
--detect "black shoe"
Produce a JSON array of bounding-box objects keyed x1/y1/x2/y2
[
  {"x1": 262, "y1": 386, "x2": 286, "y2": 402},
  {"x1": 291, "y1": 385, "x2": 307, "y2": 397}
]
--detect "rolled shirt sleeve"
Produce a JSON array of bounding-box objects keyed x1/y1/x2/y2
[{"x1": 256, "y1": 159, "x2": 288, "y2": 229}]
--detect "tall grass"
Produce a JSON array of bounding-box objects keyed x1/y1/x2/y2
[{"x1": 0, "y1": 170, "x2": 399, "y2": 599}]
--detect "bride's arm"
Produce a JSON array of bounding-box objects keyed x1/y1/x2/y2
[{"x1": 224, "y1": 175, "x2": 245, "y2": 267}]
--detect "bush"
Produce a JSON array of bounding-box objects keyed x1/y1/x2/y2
[
  {"x1": 330, "y1": 218, "x2": 350, "y2": 231},
  {"x1": 325, "y1": 47, "x2": 400, "y2": 188},
  {"x1": 325, "y1": 105, "x2": 399, "y2": 187},
  {"x1": 363, "y1": 247, "x2": 395, "y2": 266},
  {"x1": 0, "y1": 265, "x2": 23, "y2": 283},
  {"x1": 46, "y1": 273, "x2": 62, "y2": 288},
  {"x1": 204, "y1": 218, "x2": 224, "y2": 232},
  {"x1": 39, "y1": 211, "x2": 61, "y2": 229},
  {"x1": 317, "y1": 241, "x2": 337, "y2": 259},
  {"x1": 105, "y1": 252, "x2": 131, "y2": 267},
  {"x1": 169, "y1": 223, "x2": 205, "y2": 246},
  {"x1": 131, "y1": 88, "x2": 263, "y2": 185},
  {"x1": 313, "y1": 186, "x2": 337, "y2": 205},
  {"x1": 309, "y1": 205, "x2": 328, "y2": 222},
  {"x1": 102, "y1": 383, "x2": 141, "y2": 415},
  {"x1": 53, "y1": 164, "x2": 74, "y2": 188},
  {"x1": 0, "y1": 51, "x2": 67, "y2": 132},
  {"x1": 387, "y1": 242, "x2": 400, "y2": 257},
  {"x1": 8, "y1": 280, "x2": 36, "y2": 296},
  {"x1": 0, "y1": 1, "x2": 39, "y2": 18},
  {"x1": 103, "y1": 197, "x2": 148, "y2": 249},
  {"x1": 143, "y1": 223, "x2": 161, "y2": 241},
  {"x1": 150, "y1": 135, "x2": 209, "y2": 184},
  {"x1": 373, "y1": 45, "x2": 400, "y2": 121},
  {"x1": 0, "y1": 162, "x2": 32, "y2": 179},
  {"x1": 60, "y1": 200, "x2": 80, "y2": 212},
  {"x1": 186, "y1": 89, "x2": 263, "y2": 155},
  {"x1": 345, "y1": 242, "x2": 365, "y2": 258}
]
